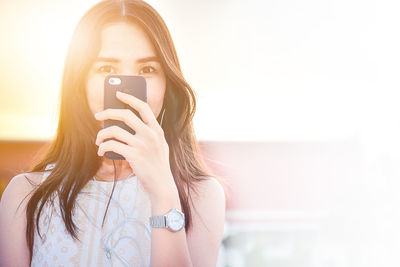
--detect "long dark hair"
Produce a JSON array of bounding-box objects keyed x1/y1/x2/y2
[{"x1": 21, "y1": 0, "x2": 226, "y2": 262}]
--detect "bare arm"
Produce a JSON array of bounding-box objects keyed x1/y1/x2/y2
[
  {"x1": 149, "y1": 182, "x2": 193, "y2": 267},
  {"x1": 186, "y1": 178, "x2": 226, "y2": 267},
  {"x1": 0, "y1": 173, "x2": 40, "y2": 267},
  {"x1": 149, "y1": 176, "x2": 226, "y2": 267}
]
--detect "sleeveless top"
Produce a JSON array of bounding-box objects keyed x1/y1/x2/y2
[{"x1": 30, "y1": 163, "x2": 152, "y2": 267}]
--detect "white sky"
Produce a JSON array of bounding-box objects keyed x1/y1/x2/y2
[{"x1": 0, "y1": 0, "x2": 399, "y2": 142}]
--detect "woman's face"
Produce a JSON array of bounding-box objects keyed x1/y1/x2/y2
[{"x1": 85, "y1": 21, "x2": 166, "y2": 124}]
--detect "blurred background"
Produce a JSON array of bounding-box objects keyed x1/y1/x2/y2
[{"x1": 1, "y1": 0, "x2": 400, "y2": 266}]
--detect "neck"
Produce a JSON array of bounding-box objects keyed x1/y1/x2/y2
[{"x1": 95, "y1": 156, "x2": 134, "y2": 181}]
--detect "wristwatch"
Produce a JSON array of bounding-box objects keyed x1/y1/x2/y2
[{"x1": 149, "y1": 208, "x2": 185, "y2": 232}]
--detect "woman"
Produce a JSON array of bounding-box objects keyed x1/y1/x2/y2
[{"x1": 0, "y1": 0, "x2": 226, "y2": 266}]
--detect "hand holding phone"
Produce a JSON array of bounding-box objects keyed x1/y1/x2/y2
[{"x1": 103, "y1": 74, "x2": 147, "y2": 160}]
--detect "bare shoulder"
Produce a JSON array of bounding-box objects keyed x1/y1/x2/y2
[
  {"x1": 188, "y1": 176, "x2": 226, "y2": 228},
  {"x1": 0, "y1": 172, "x2": 43, "y2": 208},
  {"x1": 4, "y1": 171, "x2": 43, "y2": 190},
  {"x1": 0, "y1": 171, "x2": 44, "y2": 266},
  {"x1": 191, "y1": 177, "x2": 226, "y2": 200},
  {"x1": 8, "y1": 171, "x2": 43, "y2": 186}
]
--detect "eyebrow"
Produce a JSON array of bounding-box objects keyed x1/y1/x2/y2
[{"x1": 94, "y1": 56, "x2": 159, "y2": 64}]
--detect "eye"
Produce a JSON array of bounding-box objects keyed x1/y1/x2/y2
[
  {"x1": 97, "y1": 65, "x2": 116, "y2": 73},
  {"x1": 139, "y1": 66, "x2": 156, "y2": 74}
]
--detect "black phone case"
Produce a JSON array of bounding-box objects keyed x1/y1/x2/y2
[{"x1": 103, "y1": 74, "x2": 147, "y2": 160}]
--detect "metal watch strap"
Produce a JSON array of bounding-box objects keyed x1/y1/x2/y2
[{"x1": 149, "y1": 215, "x2": 166, "y2": 228}]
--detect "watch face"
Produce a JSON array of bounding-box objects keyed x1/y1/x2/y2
[{"x1": 166, "y1": 209, "x2": 185, "y2": 232}]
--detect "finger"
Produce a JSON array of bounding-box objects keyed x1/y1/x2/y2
[
  {"x1": 116, "y1": 91, "x2": 159, "y2": 129},
  {"x1": 95, "y1": 125, "x2": 139, "y2": 147},
  {"x1": 97, "y1": 139, "x2": 137, "y2": 159},
  {"x1": 95, "y1": 108, "x2": 148, "y2": 136}
]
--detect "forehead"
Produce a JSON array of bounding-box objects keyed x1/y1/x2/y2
[{"x1": 97, "y1": 21, "x2": 157, "y2": 59}]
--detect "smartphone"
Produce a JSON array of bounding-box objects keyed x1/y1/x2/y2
[{"x1": 103, "y1": 74, "x2": 147, "y2": 160}]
